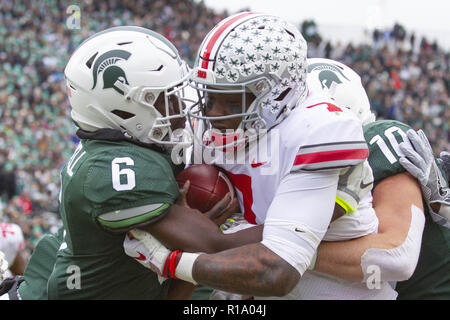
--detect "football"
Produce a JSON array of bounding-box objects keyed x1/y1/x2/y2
[{"x1": 175, "y1": 164, "x2": 235, "y2": 213}]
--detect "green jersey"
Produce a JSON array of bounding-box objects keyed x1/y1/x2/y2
[
  {"x1": 42, "y1": 137, "x2": 180, "y2": 299},
  {"x1": 18, "y1": 227, "x2": 64, "y2": 300},
  {"x1": 364, "y1": 120, "x2": 450, "y2": 299}
]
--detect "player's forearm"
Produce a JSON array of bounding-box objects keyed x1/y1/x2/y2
[
  {"x1": 216, "y1": 225, "x2": 263, "y2": 251},
  {"x1": 10, "y1": 251, "x2": 27, "y2": 276},
  {"x1": 192, "y1": 242, "x2": 299, "y2": 297},
  {"x1": 146, "y1": 218, "x2": 262, "y2": 255},
  {"x1": 314, "y1": 234, "x2": 390, "y2": 282},
  {"x1": 316, "y1": 173, "x2": 425, "y2": 282},
  {"x1": 142, "y1": 204, "x2": 226, "y2": 253}
]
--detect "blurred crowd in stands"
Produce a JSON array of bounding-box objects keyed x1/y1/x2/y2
[
  {"x1": 305, "y1": 20, "x2": 449, "y2": 155},
  {"x1": 0, "y1": 0, "x2": 448, "y2": 256}
]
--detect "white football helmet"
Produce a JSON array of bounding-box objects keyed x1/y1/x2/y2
[
  {"x1": 188, "y1": 12, "x2": 308, "y2": 149},
  {"x1": 306, "y1": 58, "x2": 375, "y2": 125},
  {"x1": 65, "y1": 26, "x2": 191, "y2": 147}
]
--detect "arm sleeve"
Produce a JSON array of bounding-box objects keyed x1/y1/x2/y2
[
  {"x1": 289, "y1": 103, "x2": 369, "y2": 174},
  {"x1": 361, "y1": 205, "x2": 425, "y2": 282},
  {"x1": 261, "y1": 169, "x2": 340, "y2": 276}
]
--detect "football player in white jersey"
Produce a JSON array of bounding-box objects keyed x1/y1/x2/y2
[
  {"x1": 124, "y1": 12, "x2": 385, "y2": 298},
  {"x1": 206, "y1": 58, "x2": 430, "y2": 300},
  {"x1": 0, "y1": 222, "x2": 27, "y2": 278},
  {"x1": 212, "y1": 58, "x2": 445, "y2": 299},
  {"x1": 210, "y1": 59, "x2": 448, "y2": 299}
]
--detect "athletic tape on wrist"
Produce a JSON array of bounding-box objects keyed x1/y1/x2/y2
[{"x1": 174, "y1": 252, "x2": 201, "y2": 285}]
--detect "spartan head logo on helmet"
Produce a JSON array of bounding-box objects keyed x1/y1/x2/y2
[
  {"x1": 91, "y1": 49, "x2": 131, "y2": 95},
  {"x1": 307, "y1": 62, "x2": 350, "y2": 89}
]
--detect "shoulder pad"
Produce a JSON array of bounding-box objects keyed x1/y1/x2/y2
[{"x1": 287, "y1": 96, "x2": 369, "y2": 172}]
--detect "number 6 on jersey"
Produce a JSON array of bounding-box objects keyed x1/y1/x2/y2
[{"x1": 112, "y1": 157, "x2": 136, "y2": 191}]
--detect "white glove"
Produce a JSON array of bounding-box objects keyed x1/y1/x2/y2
[
  {"x1": 0, "y1": 251, "x2": 9, "y2": 282},
  {"x1": 336, "y1": 160, "x2": 374, "y2": 214},
  {"x1": 123, "y1": 229, "x2": 200, "y2": 284},
  {"x1": 438, "y1": 151, "x2": 450, "y2": 180},
  {"x1": 399, "y1": 130, "x2": 450, "y2": 227},
  {"x1": 124, "y1": 229, "x2": 171, "y2": 276}
]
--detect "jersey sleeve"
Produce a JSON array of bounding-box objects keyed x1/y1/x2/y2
[
  {"x1": 289, "y1": 100, "x2": 369, "y2": 173},
  {"x1": 262, "y1": 169, "x2": 340, "y2": 275},
  {"x1": 18, "y1": 227, "x2": 64, "y2": 300},
  {"x1": 83, "y1": 147, "x2": 180, "y2": 232},
  {"x1": 363, "y1": 120, "x2": 413, "y2": 186}
]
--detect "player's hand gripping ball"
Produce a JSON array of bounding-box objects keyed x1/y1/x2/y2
[{"x1": 176, "y1": 164, "x2": 235, "y2": 213}]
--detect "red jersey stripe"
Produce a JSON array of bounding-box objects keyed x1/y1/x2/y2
[
  {"x1": 306, "y1": 102, "x2": 343, "y2": 112},
  {"x1": 225, "y1": 170, "x2": 257, "y2": 225},
  {"x1": 293, "y1": 148, "x2": 369, "y2": 166}
]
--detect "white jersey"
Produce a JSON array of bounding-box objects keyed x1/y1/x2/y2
[
  {"x1": 0, "y1": 222, "x2": 25, "y2": 277},
  {"x1": 194, "y1": 91, "x2": 369, "y2": 225},
  {"x1": 191, "y1": 90, "x2": 396, "y2": 299}
]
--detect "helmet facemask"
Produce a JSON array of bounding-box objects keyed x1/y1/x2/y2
[
  {"x1": 187, "y1": 76, "x2": 274, "y2": 151},
  {"x1": 114, "y1": 72, "x2": 193, "y2": 148}
]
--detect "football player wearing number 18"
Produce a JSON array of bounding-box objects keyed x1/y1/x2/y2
[
  {"x1": 125, "y1": 13, "x2": 382, "y2": 298},
  {"x1": 305, "y1": 58, "x2": 450, "y2": 300}
]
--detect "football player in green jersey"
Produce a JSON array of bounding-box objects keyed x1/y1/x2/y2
[
  {"x1": 0, "y1": 26, "x2": 264, "y2": 300},
  {"x1": 306, "y1": 58, "x2": 450, "y2": 299}
]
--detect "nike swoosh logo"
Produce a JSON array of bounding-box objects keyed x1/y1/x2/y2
[
  {"x1": 134, "y1": 251, "x2": 147, "y2": 261},
  {"x1": 295, "y1": 228, "x2": 305, "y2": 233},
  {"x1": 360, "y1": 181, "x2": 372, "y2": 189},
  {"x1": 251, "y1": 161, "x2": 267, "y2": 168}
]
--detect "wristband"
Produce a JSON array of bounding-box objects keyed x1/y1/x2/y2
[
  {"x1": 174, "y1": 252, "x2": 201, "y2": 285},
  {"x1": 162, "y1": 250, "x2": 183, "y2": 280}
]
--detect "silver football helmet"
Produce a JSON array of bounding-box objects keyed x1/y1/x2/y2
[{"x1": 188, "y1": 12, "x2": 308, "y2": 150}]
